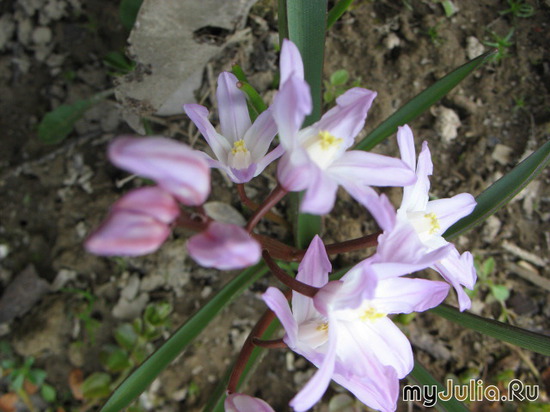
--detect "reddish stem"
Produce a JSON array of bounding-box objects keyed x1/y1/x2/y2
[
  {"x1": 246, "y1": 184, "x2": 288, "y2": 233},
  {"x1": 237, "y1": 184, "x2": 289, "y2": 228},
  {"x1": 251, "y1": 337, "x2": 287, "y2": 349},
  {"x1": 262, "y1": 250, "x2": 319, "y2": 298}
]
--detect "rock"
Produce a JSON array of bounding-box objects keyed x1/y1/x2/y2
[
  {"x1": 32, "y1": 26, "x2": 52, "y2": 44},
  {"x1": 203, "y1": 201, "x2": 246, "y2": 226},
  {"x1": 115, "y1": 0, "x2": 259, "y2": 121},
  {"x1": 0, "y1": 265, "x2": 50, "y2": 324},
  {"x1": 112, "y1": 292, "x2": 149, "y2": 320},
  {"x1": 466, "y1": 36, "x2": 485, "y2": 60},
  {"x1": 432, "y1": 106, "x2": 461, "y2": 144},
  {"x1": 0, "y1": 14, "x2": 15, "y2": 51},
  {"x1": 491, "y1": 144, "x2": 513, "y2": 165},
  {"x1": 383, "y1": 32, "x2": 401, "y2": 50},
  {"x1": 13, "y1": 298, "x2": 68, "y2": 357}
]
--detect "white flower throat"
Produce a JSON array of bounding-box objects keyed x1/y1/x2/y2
[
  {"x1": 407, "y1": 211, "x2": 442, "y2": 245},
  {"x1": 228, "y1": 139, "x2": 251, "y2": 169},
  {"x1": 304, "y1": 130, "x2": 344, "y2": 169}
]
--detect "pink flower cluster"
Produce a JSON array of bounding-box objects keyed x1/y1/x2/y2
[{"x1": 84, "y1": 39, "x2": 478, "y2": 411}]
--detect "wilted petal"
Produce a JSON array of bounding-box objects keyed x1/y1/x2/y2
[
  {"x1": 280, "y1": 38, "x2": 305, "y2": 84},
  {"x1": 184, "y1": 104, "x2": 231, "y2": 161},
  {"x1": 374, "y1": 277, "x2": 450, "y2": 314},
  {"x1": 85, "y1": 210, "x2": 170, "y2": 256},
  {"x1": 315, "y1": 88, "x2": 377, "y2": 147},
  {"x1": 217, "y1": 72, "x2": 251, "y2": 143},
  {"x1": 113, "y1": 187, "x2": 179, "y2": 224},
  {"x1": 109, "y1": 136, "x2": 210, "y2": 206},
  {"x1": 224, "y1": 393, "x2": 275, "y2": 412},
  {"x1": 330, "y1": 150, "x2": 416, "y2": 187},
  {"x1": 187, "y1": 222, "x2": 261, "y2": 270}
]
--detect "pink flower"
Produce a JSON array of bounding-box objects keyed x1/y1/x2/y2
[
  {"x1": 271, "y1": 40, "x2": 416, "y2": 214},
  {"x1": 187, "y1": 221, "x2": 261, "y2": 270},
  {"x1": 225, "y1": 393, "x2": 275, "y2": 412},
  {"x1": 367, "y1": 125, "x2": 477, "y2": 311},
  {"x1": 262, "y1": 236, "x2": 449, "y2": 411},
  {"x1": 108, "y1": 136, "x2": 210, "y2": 205},
  {"x1": 184, "y1": 72, "x2": 282, "y2": 183},
  {"x1": 85, "y1": 187, "x2": 179, "y2": 256}
]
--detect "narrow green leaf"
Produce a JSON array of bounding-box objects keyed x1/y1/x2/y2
[
  {"x1": 355, "y1": 49, "x2": 496, "y2": 151},
  {"x1": 444, "y1": 140, "x2": 550, "y2": 239},
  {"x1": 430, "y1": 304, "x2": 550, "y2": 356},
  {"x1": 408, "y1": 361, "x2": 470, "y2": 412},
  {"x1": 237, "y1": 82, "x2": 268, "y2": 114},
  {"x1": 327, "y1": 0, "x2": 354, "y2": 30},
  {"x1": 119, "y1": 0, "x2": 143, "y2": 31},
  {"x1": 37, "y1": 90, "x2": 113, "y2": 145},
  {"x1": 286, "y1": 0, "x2": 327, "y2": 247},
  {"x1": 278, "y1": 0, "x2": 289, "y2": 45},
  {"x1": 100, "y1": 262, "x2": 268, "y2": 412}
]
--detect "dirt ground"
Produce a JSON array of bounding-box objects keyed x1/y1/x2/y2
[{"x1": 0, "y1": 0, "x2": 549, "y2": 411}]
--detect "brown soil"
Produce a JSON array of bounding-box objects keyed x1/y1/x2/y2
[{"x1": 0, "y1": 0, "x2": 549, "y2": 411}]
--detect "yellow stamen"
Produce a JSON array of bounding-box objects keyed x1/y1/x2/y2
[
  {"x1": 424, "y1": 212, "x2": 441, "y2": 234},
  {"x1": 317, "y1": 322, "x2": 329, "y2": 331},
  {"x1": 318, "y1": 130, "x2": 343, "y2": 150},
  {"x1": 360, "y1": 307, "x2": 386, "y2": 322},
  {"x1": 231, "y1": 139, "x2": 248, "y2": 155}
]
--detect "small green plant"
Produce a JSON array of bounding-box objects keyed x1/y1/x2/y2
[
  {"x1": 65, "y1": 288, "x2": 102, "y2": 345},
  {"x1": 323, "y1": 69, "x2": 361, "y2": 105},
  {"x1": 438, "y1": 0, "x2": 457, "y2": 18},
  {"x1": 79, "y1": 302, "x2": 172, "y2": 407},
  {"x1": 499, "y1": 0, "x2": 535, "y2": 18},
  {"x1": 469, "y1": 256, "x2": 512, "y2": 322},
  {"x1": 0, "y1": 341, "x2": 56, "y2": 412},
  {"x1": 426, "y1": 23, "x2": 445, "y2": 46},
  {"x1": 484, "y1": 28, "x2": 514, "y2": 63}
]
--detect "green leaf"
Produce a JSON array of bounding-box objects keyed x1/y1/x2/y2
[
  {"x1": 431, "y1": 304, "x2": 550, "y2": 356},
  {"x1": 408, "y1": 361, "x2": 469, "y2": 412},
  {"x1": 100, "y1": 262, "x2": 269, "y2": 412},
  {"x1": 355, "y1": 49, "x2": 496, "y2": 151},
  {"x1": 285, "y1": 0, "x2": 327, "y2": 248},
  {"x1": 327, "y1": 0, "x2": 354, "y2": 29},
  {"x1": 82, "y1": 372, "x2": 112, "y2": 399},
  {"x1": 37, "y1": 90, "x2": 113, "y2": 145},
  {"x1": 330, "y1": 69, "x2": 349, "y2": 86},
  {"x1": 114, "y1": 323, "x2": 138, "y2": 352},
  {"x1": 444, "y1": 140, "x2": 550, "y2": 239},
  {"x1": 144, "y1": 302, "x2": 172, "y2": 327},
  {"x1": 490, "y1": 285, "x2": 510, "y2": 302},
  {"x1": 119, "y1": 0, "x2": 143, "y2": 31},
  {"x1": 100, "y1": 345, "x2": 132, "y2": 373},
  {"x1": 104, "y1": 51, "x2": 135, "y2": 74},
  {"x1": 27, "y1": 368, "x2": 47, "y2": 386},
  {"x1": 41, "y1": 383, "x2": 57, "y2": 403}
]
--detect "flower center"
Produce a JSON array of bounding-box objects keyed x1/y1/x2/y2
[
  {"x1": 228, "y1": 139, "x2": 251, "y2": 170},
  {"x1": 407, "y1": 211, "x2": 442, "y2": 245},
  {"x1": 359, "y1": 307, "x2": 386, "y2": 322},
  {"x1": 304, "y1": 130, "x2": 344, "y2": 169}
]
